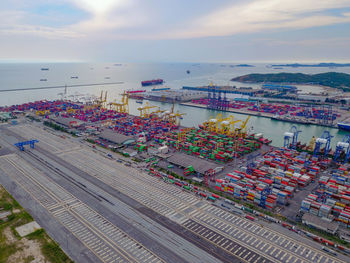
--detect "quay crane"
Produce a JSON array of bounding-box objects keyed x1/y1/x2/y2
[
  {"x1": 313, "y1": 131, "x2": 333, "y2": 157},
  {"x1": 218, "y1": 115, "x2": 241, "y2": 136},
  {"x1": 151, "y1": 107, "x2": 166, "y2": 120},
  {"x1": 109, "y1": 91, "x2": 129, "y2": 113},
  {"x1": 334, "y1": 135, "x2": 350, "y2": 163},
  {"x1": 235, "y1": 115, "x2": 251, "y2": 138},
  {"x1": 283, "y1": 126, "x2": 301, "y2": 149},
  {"x1": 173, "y1": 111, "x2": 186, "y2": 127},
  {"x1": 97, "y1": 90, "x2": 108, "y2": 108},
  {"x1": 138, "y1": 102, "x2": 157, "y2": 118}
]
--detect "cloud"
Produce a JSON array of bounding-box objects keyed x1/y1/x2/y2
[
  {"x1": 166, "y1": 0, "x2": 350, "y2": 38},
  {"x1": 1, "y1": 0, "x2": 350, "y2": 41}
]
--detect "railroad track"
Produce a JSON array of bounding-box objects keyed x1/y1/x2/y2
[{"x1": 0, "y1": 154, "x2": 164, "y2": 263}]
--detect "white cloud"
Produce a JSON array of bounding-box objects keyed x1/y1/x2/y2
[
  {"x1": 166, "y1": 0, "x2": 350, "y2": 38},
  {"x1": 71, "y1": 0, "x2": 126, "y2": 14}
]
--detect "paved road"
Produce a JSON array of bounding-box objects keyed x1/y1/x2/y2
[{"x1": 1, "y1": 123, "x2": 348, "y2": 263}]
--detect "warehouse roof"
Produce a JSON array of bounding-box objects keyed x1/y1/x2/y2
[
  {"x1": 302, "y1": 213, "x2": 339, "y2": 234},
  {"x1": 52, "y1": 117, "x2": 84, "y2": 127},
  {"x1": 167, "y1": 153, "x2": 218, "y2": 174},
  {"x1": 99, "y1": 130, "x2": 135, "y2": 145}
]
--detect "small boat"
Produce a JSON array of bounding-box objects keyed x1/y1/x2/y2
[
  {"x1": 105, "y1": 77, "x2": 110, "y2": 79},
  {"x1": 136, "y1": 100, "x2": 143, "y2": 104},
  {"x1": 186, "y1": 70, "x2": 190, "y2": 74},
  {"x1": 71, "y1": 76, "x2": 78, "y2": 79},
  {"x1": 41, "y1": 68, "x2": 49, "y2": 71},
  {"x1": 40, "y1": 79, "x2": 47, "y2": 81}
]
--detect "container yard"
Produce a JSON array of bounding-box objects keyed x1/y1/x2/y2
[
  {"x1": 300, "y1": 164, "x2": 350, "y2": 232},
  {"x1": 187, "y1": 98, "x2": 346, "y2": 128},
  {"x1": 214, "y1": 148, "x2": 324, "y2": 209},
  {"x1": 0, "y1": 97, "x2": 349, "y2": 263},
  {"x1": 156, "y1": 127, "x2": 263, "y2": 163}
]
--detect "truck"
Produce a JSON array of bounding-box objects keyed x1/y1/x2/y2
[{"x1": 245, "y1": 215, "x2": 255, "y2": 221}]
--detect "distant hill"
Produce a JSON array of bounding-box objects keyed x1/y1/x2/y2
[
  {"x1": 230, "y1": 64, "x2": 255, "y2": 67},
  {"x1": 271, "y1": 63, "x2": 350, "y2": 68},
  {"x1": 231, "y1": 72, "x2": 350, "y2": 90}
]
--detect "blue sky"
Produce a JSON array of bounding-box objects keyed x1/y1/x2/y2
[{"x1": 1, "y1": 0, "x2": 350, "y2": 62}]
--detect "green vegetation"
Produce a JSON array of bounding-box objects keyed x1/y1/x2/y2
[
  {"x1": 26, "y1": 115, "x2": 41, "y2": 122},
  {"x1": 44, "y1": 121, "x2": 67, "y2": 132},
  {"x1": 44, "y1": 121, "x2": 77, "y2": 137},
  {"x1": 232, "y1": 72, "x2": 350, "y2": 90},
  {"x1": 0, "y1": 186, "x2": 73, "y2": 263}
]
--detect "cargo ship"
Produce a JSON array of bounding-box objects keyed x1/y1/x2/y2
[
  {"x1": 141, "y1": 79, "x2": 163, "y2": 86},
  {"x1": 337, "y1": 122, "x2": 350, "y2": 131},
  {"x1": 127, "y1": 90, "x2": 146, "y2": 94}
]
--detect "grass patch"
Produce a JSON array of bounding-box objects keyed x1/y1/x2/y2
[
  {"x1": 42, "y1": 241, "x2": 73, "y2": 263},
  {"x1": 27, "y1": 229, "x2": 73, "y2": 263}
]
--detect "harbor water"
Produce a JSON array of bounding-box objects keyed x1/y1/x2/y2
[{"x1": 1, "y1": 62, "x2": 349, "y2": 147}]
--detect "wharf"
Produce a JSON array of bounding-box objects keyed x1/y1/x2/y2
[{"x1": 180, "y1": 102, "x2": 344, "y2": 129}]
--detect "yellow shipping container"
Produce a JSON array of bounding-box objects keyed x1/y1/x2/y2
[{"x1": 336, "y1": 202, "x2": 346, "y2": 207}]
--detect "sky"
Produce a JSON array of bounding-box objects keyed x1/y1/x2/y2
[{"x1": 1, "y1": 0, "x2": 350, "y2": 63}]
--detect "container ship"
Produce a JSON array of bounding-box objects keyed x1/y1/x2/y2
[
  {"x1": 141, "y1": 79, "x2": 163, "y2": 86},
  {"x1": 337, "y1": 122, "x2": 350, "y2": 131}
]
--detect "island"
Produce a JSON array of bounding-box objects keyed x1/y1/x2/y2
[
  {"x1": 230, "y1": 64, "x2": 255, "y2": 67},
  {"x1": 270, "y1": 63, "x2": 350, "y2": 68},
  {"x1": 231, "y1": 72, "x2": 350, "y2": 90}
]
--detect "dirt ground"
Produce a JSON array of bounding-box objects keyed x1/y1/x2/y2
[
  {"x1": 4, "y1": 227, "x2": 47, "y2": 263},
  {"x1": 0, "y1": 185, "x2": 61, "y2": 263}
]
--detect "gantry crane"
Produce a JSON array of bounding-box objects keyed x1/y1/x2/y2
[
  {"x1": 163, "y1": 100, "x2": 176, "y2": 121},
  {"x1": 235, "y1": 115, "x2": 251, "y2": 138},
  {"x1": 109, "y1": 91, "x2": 129, "y2": 113},
  {"x1": 283, "y1": 126, "x2": 301, "y2": 149},
  {"x1": 138, "y1": 101, "x2": 157, "y2": 118},
  {"x1": 334, "y1": 135, "x2": 350, "y2": 163},
  {"x1": 314, "y1": 131, "x2": 333, "y2": 157},
  {"x1": 174, "y1": 111, "x2": 186, "y2": 126},
  {"x1": 151, "y1": 107, "x2": 166, "y2": 120},
  {"x1": 208, "y1": 113, "x2": 223, "y2": 133},
  {"x1": 96, "y1": 90, "x2": 108, "y2": 108},
  {"x1": 218, "y1": 115, "x2": 241, "y2": 136}
]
